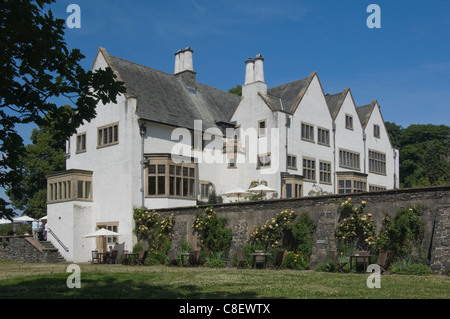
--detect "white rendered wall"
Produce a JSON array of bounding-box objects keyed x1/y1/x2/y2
[
  {"x1": 289, "y1": 75, "x2": 334, "y2": 195},
  {"x1": 364, "y1": 103, "x2": 397, "y2": 189}
]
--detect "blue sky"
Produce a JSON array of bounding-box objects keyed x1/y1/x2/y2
[
  {"x1": 16, "y1": 0, "x2": 450, "y2": 141},
  {"x1": 3, "y1": 0, "x2": 450, "y2": 214}
]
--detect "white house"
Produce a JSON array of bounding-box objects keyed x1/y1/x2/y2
[{"x1": 46, "y1": 47, "x2": 399, "y2": 262}]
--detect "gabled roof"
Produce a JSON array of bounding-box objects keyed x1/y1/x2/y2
[
  {"x1": 325, "y1": 89, "x2": 349, "y2": 120},
  {"x1": 266, "y1": 72, "x2": 316, "y2": 114},
  {"x1": 98, "y1": 48, "x2": 241, "y2": 131},
  {"x1": 356, "y1": 100, "x2": 377, "y2": 128}
]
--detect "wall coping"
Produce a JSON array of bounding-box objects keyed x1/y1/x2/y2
[{"x1": 152, "y1": 185, "x2": 450, "y2": 212}]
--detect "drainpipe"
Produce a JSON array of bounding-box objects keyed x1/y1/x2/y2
[
  {"x1": 139, "y1": 123, "x2": 147, "y2": 208},
  {"x1": 332, "y1": 120, "x2": 336, "y2": 194}
]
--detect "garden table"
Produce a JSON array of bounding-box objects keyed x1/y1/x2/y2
[
  {"x1": 250, "y1": 253, "x2": 271, "y2": 269},
  {"x1": 349, "y1": 254, "x2": 374, "y2": 272},
  {"x1": 123, "y1": 252, "x2": 139, "y2": 265}
]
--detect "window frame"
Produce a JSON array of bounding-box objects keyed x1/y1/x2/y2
[
  {"x1": 287, "y1": 154, "x2": 297, "y2": 170},
  {"x1": 339, "y1": 148, "x2": 360, "y2": 170},
  {"x1": 374, "y1": 124, "x2": 380, "y2": 139},
  {"x1": 368, "y1": 149, "x2": 387, "y2": 175},
  {"x1": 301, "y1": 122, "x2": 315, "y2": 143},
  {"x1": 145, "y1": 155, "x2": 196, "y2": 199},
  {"x1": 302, "y1": 157, "x2": 316, "y2": 182},
  {"x1": 97, "y1": 122, "x2": 119, "y2": 148},
  {"x1": 76, "y1": 132, "x2": 87, "y2": 153},
  {"x1": 345, "y1": 114, "x2": 353, "y2": 130},
  {"x1": 258, "y1": 120, "x2": 267, "y2": 137},
  {"x1": 257, "y1": 153, "x2": 271, "y2": 169},
  {"x1": 317, "y1": 127, "x2": 330, "y2": 146},
  {"x1": 319, "y1": 160, "x2": 332, "y2": 185}
]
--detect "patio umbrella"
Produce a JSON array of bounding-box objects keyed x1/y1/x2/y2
[
  {"x1": 83, "y1": 228, "x2": 121, "y2": 238},
  {"x1": 248, "y1": 184, "x2": 277, "y2": 199},
  {"x1": 13, "y1": 215, "x2": 35, "y2": 222},
  {"x1": 0, "y1": 218, "x2": 12, "y2": 225},
  {"x1": 39, "y1": 216, "x2": 47, "y2": 221},
  {"x1": 84, "y1": 228, "x2": 122, "y2": 254},
  {"x1": 222, "y1": 188, "x2": 250, "y2": 202}
]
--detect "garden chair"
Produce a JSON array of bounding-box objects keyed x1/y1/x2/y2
[
  {"x1": 135, "y1": 249, "x2": 148, "y2": 266},
  {"x1": 376, "y1": 250, "x2": 393, "y2": 275},
  {"x1": 91, "y1": 250, "x2": 100, "y2": 264},
  {"x1": 272, "y1": 250, "x2": 286, "y2": 270},
  {"x1": 331, "y1": 251, "x2": 347, "y2": 273},
  {"x1": 167, "y1": 250, "x2": 179, "y2": 266},
  {"x1": 106, "y1": 250, "x2": 118, "y2": 264},
  {"x1": 188, "y1": 250, "x2": 200, "y2": 266},
  {"x1": 236, "y1": 249, "x2": 246, "y2": 269}
]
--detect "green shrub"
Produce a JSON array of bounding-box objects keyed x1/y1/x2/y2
[
  {"x1": 193, "y1": 206, "x2": 232, "y2": 254},
  {"x1": 290, "y1": 213, "x2": 316, "y2": 257},
  {"x1": 315, "y1": 258, "x2": 335, "y2": 272},
  {"x1": 375, "y1": 206, "x2": 425, "y2": 259},
  {"x1": 335, "y1": 198, "x2": 376, "y2": 252},
  {"x1": 283, "y1": 251, "x2": 309, "y2": 270},
  {"x1": 390, "y1": 263, "x2": 432, "y2": 276},
  {"x1": 133, "y1": 208, "x2": 175, "y2": 252},
  {"x1": 205, "y1": 252, "x2": 226, "y2": 268}
]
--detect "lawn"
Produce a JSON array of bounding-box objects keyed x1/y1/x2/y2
[{"x1": 0, "y1": 261, "x2": 448, "y2": 300}]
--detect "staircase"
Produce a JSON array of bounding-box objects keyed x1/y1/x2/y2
[{"x1": 39, "y1": 240, "x2": 67, "y2": 263}]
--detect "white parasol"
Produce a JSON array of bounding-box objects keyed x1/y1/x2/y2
[
  {"x1": 83, "y1": 228, "x2": 121, "y2": 238},
  {"x1": 222, "y1": 188, "x2": 250, "y2": 202},
  {"x1": 13, "y1": 215, "x2": 35, "y2": 222},
  {"x1": 248, "y1": 184, "x2": 277, "y2": 199},
  {"x1": 0, "y1": 218, "x2": 12, "y2": 225}
]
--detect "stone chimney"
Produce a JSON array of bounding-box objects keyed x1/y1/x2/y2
[
  {"x1": 242, "y1": 53, "x2": 267, "y2": 97},
  {"x1": 244, "y1": 58, "x2": 255, "y2": 85},
  {"x1": 254, "y1": 54, "x2": 264, "y2": 83},
  {"x1": 174, "y1": 47, "x2": 196, "y2": 87}
]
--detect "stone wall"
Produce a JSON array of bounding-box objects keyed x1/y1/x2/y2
[
  {"x1": 155, "y1": 186, "x2": 450, "y2": 274},
  {"x1": 0, "y1": 236, "x2": 61, "y2": 263}
]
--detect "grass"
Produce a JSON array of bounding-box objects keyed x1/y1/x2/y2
[{"x1": 0, "y1": 261, "x2": 448, "y2": 299}]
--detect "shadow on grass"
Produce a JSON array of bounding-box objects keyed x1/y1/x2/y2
[{"x1": 0, "y1": 274, "x2": 260, "y2": 299}]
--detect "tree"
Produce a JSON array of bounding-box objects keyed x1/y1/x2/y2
[
  {"x1": 228, "y1": 85, "x2": 242, "y2": 96},
  {"x1": 385, "y1": 122, "x2": 450, "y2": 188},
  {"x1": 6, "y1": 106, "x2": 70, "y2": 218},
  {"x1": 0, "y1": 0, "x2": 126, "y2": 219}
]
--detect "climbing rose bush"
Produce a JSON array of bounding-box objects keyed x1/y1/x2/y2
[
  {"x1": 335, "y1": 198, "x2": 376, "y2": 252},
  {"x1": 250, "y1": 209, "x2": 296, "y2": 249},
  {"x1": 133, "y1": 208, "x2": 174, "y2": 251}
]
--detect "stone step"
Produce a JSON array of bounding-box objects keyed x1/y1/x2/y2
[{"x1": 39, "y1": 241, "x2": 67, "y2": 263}]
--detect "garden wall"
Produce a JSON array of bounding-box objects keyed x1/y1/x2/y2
[
  {"x1": 155, "y1": 186, "x2": 450, "y2": 274},
  {"x1": 0, "y1": 236, "x2": 62, "y2": 263}
]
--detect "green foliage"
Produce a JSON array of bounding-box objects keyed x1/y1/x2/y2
[
  {"x1": 375, "y1": 206, "x2": 425, "y2": 259},
  {"x1": 193, "y1": 206, "x2": 232, "y2": 254},
  {"x1": 0, "y1": 0, "x2": 126, "y2": 219},
  {"x1": 385, "y1": 122, "x2": 450, "y2": 188},
  {"x1": 228, "y1": 85, "x2": 242, "y2": 96},
  {"x1": 133, "y1": 208, "x2": 175, "y2": 252},
  {"x1": 390, "y1": 256, "x2": 432, "y2": 276},
  {"x1": 335, "y1": 198, "x2": 376, "y2": 252},
  {"x1": 205, "y1": 252, "x2": 227, "y2": 268},
  {"x1": 6, "y1": 110, "x2": 69, "y2": 219},
  {"x1": 249, "y1": 209, "x2": 296, "y2": 249},
  {"x1": 283, "y1": 251, "x2": 309, "y2": 270},
  {"x1": 290, "y1": 213, "x2": 317, "y2": 256}
]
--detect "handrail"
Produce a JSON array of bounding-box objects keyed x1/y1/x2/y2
[{"x1": 47, "y1": 228, "x2": 69, "y2": 252}]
